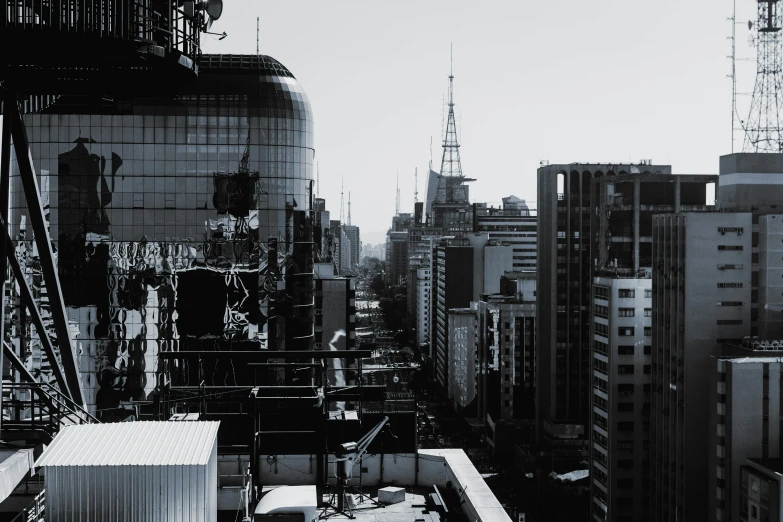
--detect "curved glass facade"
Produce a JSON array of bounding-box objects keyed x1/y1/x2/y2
[{"x1": 9, "y1": 54, "x2": 314, "y2": 417}]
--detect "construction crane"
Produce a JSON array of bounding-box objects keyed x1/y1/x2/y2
[{"x1": 330, "y1": 416, "x2": 389, "y2": 518}]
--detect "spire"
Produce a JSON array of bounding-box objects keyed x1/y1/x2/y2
[
  {"x1": 340, "y1": 176, "x2": 345, "y2": 224},
  {"x1": 395, "y1": 170, "x2": 400, "y2": 215},
  {"x1": 347, "y1": 191, "x2": 352, "y2": 226}
]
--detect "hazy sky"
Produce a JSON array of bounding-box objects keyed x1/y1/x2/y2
[{"x1": 203, "y1": 0, "x2": 757, "y2": 244}]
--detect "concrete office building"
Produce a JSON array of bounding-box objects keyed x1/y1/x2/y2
[
  {"x1": 739, "y1": 458, "x2": 783, "y2": 521},
  {"x1": 758, "y1": 215, "x2": 783, "y2": 340},
  {"x1": 651, "y1": 212, "x2": 752, "y2": 522},
  {"x1": 314, "y1": 275, "x2": 356, "y2": 391},
  {"x1": 448, "y1": 307, "x2": 477, "y2": 410},
  {"x1": 475, "y1": 196, "x2": 537, "y2": 271},
  {"x1": 406, "y1": 226, "x2": 442, "y2": 319},
  {"x1": 385, "y1": 231, "x2": 408, "y2": 287},
  {"x1": 343, "y1": 224, "x2": 360, "y2": 268},
  {"x1": 590, "y1": 276, "x2": 652, "y2": 522},
  {"x1": 719, "y1": 154, "x2": 783, "y2": 337},
  {"x1": 415, "y1": 267, "x2": 432, "y2": 349},
  {"x1": 433, "y1": 243, "x2": 474, "y2": 390},
  {"x1": 708, "y1": 352, "x2": 783, "y2": 522},
  {"x1": 538, "y1": 162, "x2": 702, "y2": 444}
]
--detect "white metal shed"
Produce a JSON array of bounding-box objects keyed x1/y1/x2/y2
[{"x1": 36, "y1": 421, "x2": 220, "y2": 522}]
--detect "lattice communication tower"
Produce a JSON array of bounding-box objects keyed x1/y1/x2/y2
[{"x1": 744, "y1": 0, "x2": 783, "y2": 152}]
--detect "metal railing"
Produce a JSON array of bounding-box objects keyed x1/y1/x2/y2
[
  {"x1": 3, "y1": 381, "x2": 98, "y2": 439},
  {"x1": 2, "y1": 0, "x2": 201, "y2": 63},
  {"x1": 9, "y1": 489, "x2": 44, "y2": 522}
]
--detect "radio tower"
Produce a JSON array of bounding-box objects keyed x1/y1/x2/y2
[
  {"x1": 441, "y1": 44, "x2": 463, "y2": 179},
  {"x1": 395, "y1": 170, "x2": 400, "y2": 215},
  {"x1": 414, "y1": 167, "x2": 418, "y2": 204},
  {"x1": 347, "y1": 192, "x2": 352, "y2": 226},
  {"x1": 340, "y1": 176, "x2": 345, "y2": 223},
  {"x1": 744, "y1": 0, "x2": 783, "y2": 152}
]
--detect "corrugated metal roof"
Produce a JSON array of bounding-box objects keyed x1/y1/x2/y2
[{"x1": 36, "y1": 421, "x2": 220, "y2": 467}]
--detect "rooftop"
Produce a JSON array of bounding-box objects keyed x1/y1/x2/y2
[
  {"x1": 749, "y1": 458, "x2": 783, "y2": 475},
  {"x1": 36, "y1": 421, "x2": 220, "y2": 467}
]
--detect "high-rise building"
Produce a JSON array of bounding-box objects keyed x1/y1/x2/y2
[
  {"x1": 314, "y1": 275, "x2": 356, "y2": 389},
  {"x1": 759, "y1": 215, "x2": 783, "y2": 339},
  {"x1": 448, "y1": 307, "x2": 477, "y2": 410},
  {"x1": 433, "y1": 243, "x2": 474, "y2": 390},
  {"x1": 739, "y1": 459, "x2": 783, "y2": 521},
  {"x1": 385, "y1": 231, "x2": 409, "y2": 288},
  {"x1": 475, "y1": 273, "x2": 537, "y2": 429},
  {"x1": 651, "y1": 212, "x2": 752, "y2": 522},
  {"x1": 590, "y1": 276, "x2": 652, "y2": 522},
  {"x1": 343, "y1": 224, "x2": 360, "y2": 268},
  {"x1": 474, "y1": 196, "x2": 537, "y2": 271},
  {"x1": 709, "y1": 349, "x2": 783, "y2": 522},
  {"x1": 415, "y1": 267, "x2": 433, "y2": 348},
  {"x1": 10, "y1": 54, "x2": 315, "y2": 415},
  {"x1": 536, "y1": 163, "x2": 716, "y2": 446}
]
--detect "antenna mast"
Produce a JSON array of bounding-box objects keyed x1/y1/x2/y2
[
  {"x1": 439, "y1": 43, "x2": 463, "y2": 179},
  {"x1": 340, "y1": 176, "x2": 345, "y2": 224},
  {"x1": 729, "y1": 0, "x2": 737, "y2": 153},
  {"x1": 395, "y1": 170, "x2": 400, "y2": 215},
  {"x1": 256, "y1": 17, "x2": 259, "y2": 57},
  {"x1": 744, "y1": 0, "x2": 783, "y2": 152},
  {"x1": 414, "y1": 167, "x2": 418, "y2": 204},
  {"x1": 347, "y1": 192, "x2": 352, "y2": 226}
]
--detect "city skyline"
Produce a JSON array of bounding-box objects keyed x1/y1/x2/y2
[{"x1": 204, "y1": 0, "x2": 753, "y2": 243}]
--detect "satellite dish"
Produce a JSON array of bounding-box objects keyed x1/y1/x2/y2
[{"x1": 204, "y1": 0, "x2": 223, "y2": 20}]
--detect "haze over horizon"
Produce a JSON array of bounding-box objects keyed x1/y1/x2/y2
[{"x1": 203, "y1": 0, "x2": 756, "y2": 243}]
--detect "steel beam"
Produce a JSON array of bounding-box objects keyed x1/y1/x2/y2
[
  {"x1": 5, "y1": 230, "x2": 71, "y2": 399},
  {"x1": 2, "y1": 341, "x2": 58, "y2": 416},
  {"x1": 6, "y1": 99, "x2": 84, "y2": 407},
  {"x1": 0, "y1": 98, "x2": 10, "y2": 431},
  {"x1": 159, "y1": 350, "x2": 371, "y2": 360}
]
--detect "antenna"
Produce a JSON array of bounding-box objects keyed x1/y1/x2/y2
[
  {"x1": 429, "y1": 136, "x2": 433, "y2": 171},
  {"x1": 256, "y1": 17, "x2": 259, "y2": 57},
  {"x1": 729, "y1": 0, "x2": 737, "y2": 153},
  {"x1": 744, "y1": 0, "x2": 783, "y2": 152},
  {"x1": 347, "y1": 192, "x2": 352, "y2": 226},
  {"x1": 414, "y1": 167, "x2": 418, "y2": 204},
  {"x1": 395, "y1": 170, "x2": 400, "y2": 215},
  {"x1": 340, "y1": 176, "x2": 345, "y2": 224},
  {"x1": 440, "y1": 43, "x2": 462, "y2": 179}
]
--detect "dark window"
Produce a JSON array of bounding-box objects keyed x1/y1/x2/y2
[
  {"x1": 618, "y1": 308, "x2": 635, "y2": 317},
  {"x1": 644, "y1": 345, "x2": 652, "y2": 355},
  {"x1": 718, "y1": 245, "x2": 743, "y2": 251},
  {"x1": 617, "y1": 421, "x2": 634, "y2": 432},
  {"x1": 618, "y1": 345, "x2": 634, "y2": 355},
  {"x1": 618, "y1": 327, "x2": 634, "y2": 336},
  {"x1": 616, "y1": 478, "x2": 634, "y2": 490},
  {"x1": 619, "y1": 289, "x2": 635, "y2": 298},
  {"x1": 617, "y1": 460, "x2": 634, "y2": 469},
  {"x1": 644, "y1": 327, "x2": 652, "y2": 336},
  {"x1": 618, "y1": 365, "x2": 635, "y2": 375},
  {"x1": 618, "y1": 402, "x2": 634, "y2": 412}
]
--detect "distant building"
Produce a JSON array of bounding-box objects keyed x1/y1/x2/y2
[
  {"x1": 314, "y1": 275, "x2": 356, "y2": 389},
  {"x1": 651, "y1": 211, "x2": 752, "y2": 522},
  {"x1": 343, "y1": 225, "x2": 360, "y2": 268},
  {"x1": 448, "y1": 307, "x2": 477, "y2": 410},
  {"x1": 415, "y1": 267, "x2": 432, "y2": 349},
  {"x1": 433, "y1": 243, "x2": 474, "y2": 390},
  {"x1": 474, "y1": 196, "x2": 537, "y2": 271},
  {"x1": 590, "y1": 276, "x2": 652, "y2": 522},
  {"x1": 475, "y1": 273, "x2": 536, "y2": 427},
  {"x1": 385, "y1": 231, "x2": 408, "y2": 287}
]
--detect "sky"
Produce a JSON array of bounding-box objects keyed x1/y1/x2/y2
[{"x1": 202, "y1": 0, "x2": 758, "y2": 245}]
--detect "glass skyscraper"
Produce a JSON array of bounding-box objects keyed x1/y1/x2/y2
[{"x1": 9, "y1": 54, "x2": 315, "y2": 417}]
